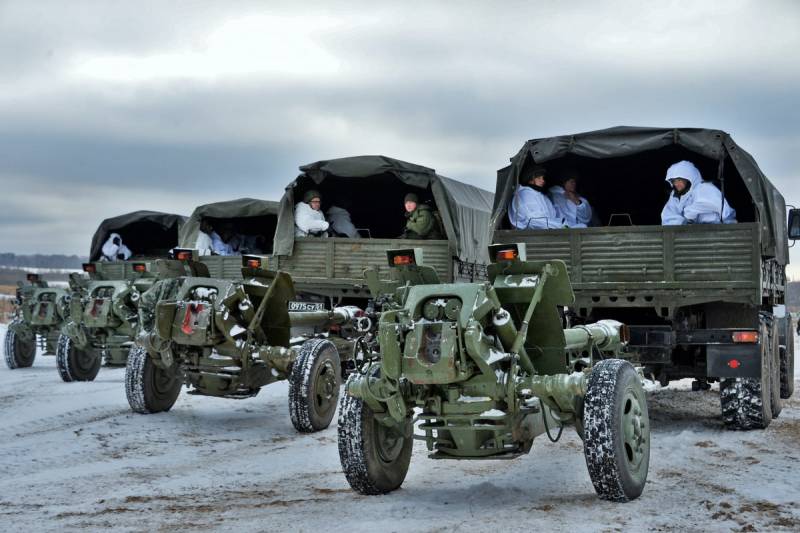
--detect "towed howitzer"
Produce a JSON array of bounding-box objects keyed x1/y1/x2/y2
[
  {"x1": 127, "y1": 251, "x2": 374, "y2": 433},
  {"x1": 56, "y1": 260, "x2": 165, "y2": 382},
  {"x1": 4, "y1": 273, "x2": 71, "y2": 369},
  {"x1": 338, "y1": 244, "x2": 650, "y2": 502}
]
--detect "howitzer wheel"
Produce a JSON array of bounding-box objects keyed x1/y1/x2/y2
[
  {"x1": 56, "y1": 334, "x2": 101, "y2": 382},
  {"x1": 720, "y1": 321, "x2": 773, "y2": 430},
  {"x1": 4, "y1": 319, "x2": 36, "y2": 369},
  {"x1": 780, "y1": 319, "x2": 794, "y2": 400},
  {"x1": 289, "y1": 339, "x2": 341, "y2": 432},
  {"x1": 125, "y1": 343, "x2": 182, "y2": 414},
  {"x1": 583, "y1": 359, "x2": 650, "y2": 502},
  {"x1": 337, "y1": 374, "x2": 413, "y2": 495}
]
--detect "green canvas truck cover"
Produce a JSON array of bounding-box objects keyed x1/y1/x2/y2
[
  {"x1": 491, "y1": 126, "x2": 788, "y2": 265},
  {"x1": 90, "y1": 211, "x2": 186, "y2": 261},
  {"x1": 274, "y1": 155, "x2": 495, "y2": 264},
  {"x1": 179, "y1": 197, "x2": 280, "y2": 248}
]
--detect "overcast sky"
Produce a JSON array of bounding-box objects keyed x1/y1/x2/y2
[{"x1": 1, "y1": 1, "x2": 799, "y2": 274}]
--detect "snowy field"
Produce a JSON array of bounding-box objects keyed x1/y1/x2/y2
[{"x1": 1, "y1": 322, "x2": 799, "y2": 532}]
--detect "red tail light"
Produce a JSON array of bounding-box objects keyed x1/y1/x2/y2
[
  {"x1": 496, "y1": 249, "x2": 518, "y2": 261},
  {"x1": 732, "y1": 331, "x2": 758, "y2": 343},
  {"x1": 727, "y1": 359, "x2": 741, "y2": 369}
]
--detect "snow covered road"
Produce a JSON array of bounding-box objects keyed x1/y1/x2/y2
[{"x1": 1, "y1": 323, "x2": 799, "y2": 532}]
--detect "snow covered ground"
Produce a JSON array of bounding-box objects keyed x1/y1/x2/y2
[{"x1": 1, "y1": 322, "x2": 799, "y2": 532}]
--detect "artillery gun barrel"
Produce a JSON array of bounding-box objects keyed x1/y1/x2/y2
[
  {"x1": 288, "y1": 306, "x2": 371, "y2": 332},
  {"x1": 563, "y1": 319, "x2": 627, "y2": 353}
]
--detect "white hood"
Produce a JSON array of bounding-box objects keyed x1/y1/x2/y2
[{"x1": 665, "y1": 160, "x2": 701, "y2": 189}]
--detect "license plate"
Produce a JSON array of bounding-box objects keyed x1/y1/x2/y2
[{"x1": 288, "y1": 301, "x2": 324, "y2": 312}]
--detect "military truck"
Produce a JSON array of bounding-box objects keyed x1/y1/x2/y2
[
  {"x1": 491, "y1": 126, "x2": 795, "y2": 430},
  {"x1": 126, "y1": 252, "x2": 373, "y2": 432},
  {"x1": 338, "y1": 245, "x2": 649, "y2": 501},
  {"x1": 57, "y1": 210, "x2": 185, "y2": 381},
  {"x1": 271, "y1": 155, "x2": 494, "y2": 301},
  {"x1": 4, "y1": 273, "x2": 71, "y2": 369},
  {"x1": 178, "y1": 197, "x2": 280, "y2": 279}
]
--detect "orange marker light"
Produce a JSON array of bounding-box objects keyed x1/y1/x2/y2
[
  {"x1": 732, "y1": 331, "x2": 758, "y2": 343},
  {"x1": 496, "y1": 249, "x2": 518, "y2": 261},
  {"x1": 392, "y1": 255, "x2": 414, "y2": 266},
  {"x1": 133, "y1": 263, "x2": 147, "y2": 273}
]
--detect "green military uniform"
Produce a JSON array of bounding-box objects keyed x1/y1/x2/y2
[{"x1": 402, "y1": 193, "x2": 445, "y2": 239}]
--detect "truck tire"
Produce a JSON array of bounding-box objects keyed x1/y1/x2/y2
[
  {"x1": 4, "y1": 320, "x2": 36, "y2": 369},
  {"x1": 780, "y1": 320, "x2": 794, "y2": 399},
  {"x1": 583, "y1": 359, "x2": 650, "y2": 502},
  {"x1": 289, "y1": 339, "x2": 341, "y2": 432},
  {"x1": 56, "y1": 334, "x2": 101, "y2": 382},
  {"x1": 720, "y1": 322, "x2": 772, "y2": 429},
  {"x1": 125, "y1": 344, "x2": 181, "y2": 414},
  {"x1": 338, "y1": 373, "x2": 413, "y2": 495},
  {"x1": 769, "y1": 320, "x2": 782, "y2": 418}
]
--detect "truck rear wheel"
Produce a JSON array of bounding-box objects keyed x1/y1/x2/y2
[
  {"x1": 720, "y1": 322, "x2": 773, "y2": 429},
  {"x1": 769, "y1": 321, "x2": 783, "y2": 418},
  {"x1": 4, "y1": 320, "x2": 36, "y2": 369},
  {"x1": 780, "y1": 320, "x2": 794, "y2": 399},
  {"x1": 56, "y1": 334, "x2": 101, "y2": 382},
  {"x1": 583, "y1": 359, "x2": 650, "y2": 502},
  {"x1": 288, "y1": 339, "x2": 341, "y2": 432},
  {"x1": 337, "y1": 374, "x2": 413, "y2": 495},
  {"x1": 125, "y1": 344, "x2": 182, "y2": 414}
]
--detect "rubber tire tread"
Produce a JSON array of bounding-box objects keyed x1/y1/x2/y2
[
  {"x1": 337, "y1": 374, "x2": 413, "y2": 495},
  {"x1": 769, "y1": 320, "x2": 783, "y2": 418},
  {"x1": 583, "y1": 359, "x2": 649, "y2": 502},
  {"x1": 56, "y1": 334, "x2": 101, "y2": 382},
  {"x1": 4, "y1": 320, "x2": 36, "y2": 369},
  {"x1": 720, "y1": 320, "x2": 772, "y2": 430},
  {"x1": 125, "y1": 344, "x2": 181, "y2": 414},
  {"x1": 288, "y1": 338, "x2": 341, "y2": 432},
  {"x1": 780, "y1": 319, "x2": 794, "y2": 399}
]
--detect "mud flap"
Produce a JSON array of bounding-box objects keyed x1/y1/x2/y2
[{"x1": 707, "y1": 344, "x2": 760, "y2": 378}]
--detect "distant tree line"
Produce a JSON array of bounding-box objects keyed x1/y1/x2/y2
[{"x1": 0, "y1": 253, "x2": 87, "y2": 269}]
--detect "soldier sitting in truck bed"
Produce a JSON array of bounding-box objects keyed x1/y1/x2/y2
[
  {"x1": 295, "y1": 190, "x2": 330, "y2": 237},
  {"x1": 400, "y1": 192, "x2": 444, "y2": 239},
  {"x1": 508, "y1": 166, "x2": 568, "y2": 230},
  {"x1": 550, "y1": 170, "x2": 593, "y2": 228},
  {"x1": 662, "y1": 160, "x2": 737, "y2": 225},
  {"x1": 100, "y1": 233, "x2": 132, "y2": 261}
]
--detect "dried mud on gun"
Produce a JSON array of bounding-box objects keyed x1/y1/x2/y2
[
  {"x1": 4, "y1": 273, "x2": 69, "y2": 369},
  {"x1": 56, "y1": 211, "x2": 186, "y2": 382},
  {"x1": 338, "y1": 244, "x2": 650, "y2": 502},
  {"x1": 491, "y1": 126, "x2": 797, "y2": 430},
  {"x1": 126, "y1": 251, "x2": 376, "y2": 433}
]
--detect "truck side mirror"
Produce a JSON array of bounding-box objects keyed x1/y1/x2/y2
[{"x1": 789, "y1": 209, "x2": 800, "y2": 240}]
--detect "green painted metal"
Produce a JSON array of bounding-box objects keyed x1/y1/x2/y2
[{"x1": 346, "y1": 252, "x2": 633, "y2": 457}]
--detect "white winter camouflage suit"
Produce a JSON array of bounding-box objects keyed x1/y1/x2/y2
[{"x1": 661, "y1": 160, "x2": 737, "y2": 225}]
